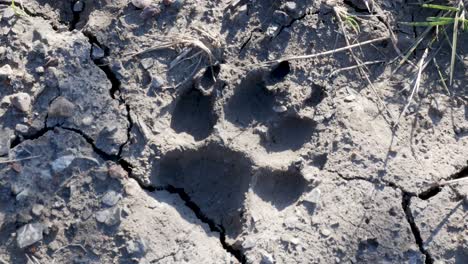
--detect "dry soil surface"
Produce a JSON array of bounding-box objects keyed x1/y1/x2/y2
[{"x1": 0, "y1": 0, "x2": 467, "y2": 263}]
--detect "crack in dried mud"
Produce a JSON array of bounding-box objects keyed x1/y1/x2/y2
[
  {"x1": 418, "y1": 164, "x2": 468, "y2": 200},
  {"x1": 83, "y1": 32, "x2": 134, "y2": 156},
  {"x1": 70, "y1": 0, "x2": 82, "y2": 31},
  {"x1": 402, "y1": 193, "x2": 434, "y2": 264},
  {"x1": 331, "y1": 169, "x2": 442, "y2": 263},
  {"x1": 60, "y1": 126, "x2": 246, "y2": 263},
  {"x1": 78, "y1": 32, "x2": 246, "y2": 262}
]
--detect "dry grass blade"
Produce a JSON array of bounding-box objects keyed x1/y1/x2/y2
[
  {"x1": 392, "y1": 25, "x2": 432, "y2": 70},
  {"x1": 124, "y1": 36, "x2": 215, "y2": 64},
  {"x1": 0, "y1": 155, "x2": 41, "y2": 164},
  {"x1": 449, "y1": 1, "x2": 463, "y2": 86},
  {"x1": 169, "y1": 47, "x2": 193, "y2": 70},
  {"x1": 123, "y1": 34, "x2": 217, "y2": 88},
  {"x1": 433, "y1": 58, "x2": 451, "y2": 96},
  {"x1": 437, "y1": 177, "x2": 468, "y2": 186},
  {"x1": 331, "y1": 6, "x2": 395, "y2": 123},
  {"x1": 329, "y1": 60, "x2": 385, "y2": 76},
  {"x1": 393, "y1": 48, "x2": 429, "y2": 128}
]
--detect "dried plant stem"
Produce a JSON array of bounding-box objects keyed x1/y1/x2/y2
[
  {"x1": 393, "y1": 48, "x2": 429, "y2": 128},
  {"x1": 0, "y1": 155, "x2": 41, "y2": 164},
  {"x1": 437, "y1": 177, "x2": 468, "y2": 186},
  {"x1": 329, "y1": 60, "x2": 385, "y2": 76},
  {"x1": 265, "y1": 36, "x2": 389, "y2": 65},
  {"x1": 332, "y1": 7, "x2": 395, "y2": 122}
]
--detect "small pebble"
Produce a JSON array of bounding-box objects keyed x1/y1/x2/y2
[
  {"x1": 0, "y1": 64, "x2": 13, "y2": 77},
  {"x1": 140, "y1": 58, "x2": 154, "y2": 70},
  {"x1": 16, "y1": 223, "x2": 44, "y2": 249},
  {"x1": 95, "y1": 206, "x2": 121, "y2": 226},
  {"x1": 73, "y1": 0, "x2": 84, "y2": 12},
  {"x1": 91, "y1": 44, "x2": 105, "y2": 60},
  {"x1": 126, "y1": 238, "x2": 147, "y2": 255},
  {"x1": 108, "y1": 164, "x2": 128, "y2": 179},
  {"x1": 284, "y1": 1, "x2": 301, "y2": 17},
  {"x1": 48, "y1": 241, "x2": 61, "y2": 251},
  {"x1": 10, "y1": 93, "x2": 32, "y2": 113},
  {"x1": 266, "y1": 24, "x2": 280, "y2": 37},
  {"x1": 124, "y1": 179, "x2": 141, "y2": 196},
  {"x1": 101, "y1": 190, "x2": 122, "y2": 207},
  {"x1": 132, "y1": 0, "x2": 152, "y2": 9},
  {"x1": 0, "y1": 128, "x2": 12, "y2": 156},
  {"x1": 150, "y1": 76, "x2": 165, "y2": 90},
  {"x1": 15, "y1": 124, "x2": 29, "y2": 134},
  {"x1": 35, "y1": 66, "x2": 45, "y2": 74},
  {"x1": 303, "y1": 188, "x2": 321, "y2": 205},
  {"x1": 242, "y1": 237, "x2": 256, "y2": 249},
  {"x1": 321, "y1": 228, "x2": 332, "y2": 237},
  {"x1": 81, "y1": 116, "x2": 94, "y2": 126},
  {"x1": 48, "y1": 97, "x2": 75, "y2": 117},
  {"x1": 51, "y1": 155, "x2": 75, "y2": 173},
  {"x1": 32, "y1": 204, "x2": 44, "y2": 216},
  {"x1": 344, "y1": 94, "x2": 356, "y2": 102},
  {"x1": 273, "y1": 105, "x2": 287, "y2": 113},
  {"x1": 273, "y1": 10, "x2": 290, "y2": 25},
  {"x1": 261, "y1": 252, "x2": 274, "y2": 264},
  {"x1": 0, "y1": 212, "x2": 4, "y2": 229}
]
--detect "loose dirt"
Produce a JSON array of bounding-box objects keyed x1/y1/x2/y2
[{"x1": 0, "y1": 0, "x2": 467, "y2": 263}]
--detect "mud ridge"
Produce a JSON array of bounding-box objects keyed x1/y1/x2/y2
[{"x1": 402, "y1": 193, "x2": 434, "y2": 264}]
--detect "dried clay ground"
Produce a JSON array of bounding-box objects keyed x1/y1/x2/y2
[{"x1": 0, "y1": 0, "x2": 467, "y2": 263}]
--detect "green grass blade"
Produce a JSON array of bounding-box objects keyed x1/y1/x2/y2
[
  {"x1": 422, "y1": 4, "x2": 460, "y2": 12},
  {"x1": 426, "y1": 17, "x2": 455, "y2": 22},
  {"x1": 400, "y1": 21, "x2": 454, "y2": 26}
]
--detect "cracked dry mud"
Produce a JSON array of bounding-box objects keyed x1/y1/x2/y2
[{"x1": 0, "y1": 0, "x2": 467, "y2": 263}]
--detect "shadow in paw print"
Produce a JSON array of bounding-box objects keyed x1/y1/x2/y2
[
  {"x1": 154, "y1": 143, "x2": 309, "y2": 237},
  {"x1": 155, "y1": 144, "x2": 253, "y2": 238},
  {"x1": 305, "y1": 84, "x2": 326, "y2": 107},
  {"x1": 355, "y1": 238, "x2": 380, "y2": 263},
  {"x1": 268, "y1": 61, "x2": 291, "y2": 84},
  {"x1": 253, "y1": 169, "x2": 307, "y2": 210},
  {"x1": 262, "y1": 116, "x2": 317, "y2": 152},
  {"x1": 170, "y1": 88, "x2": 217, "y2": 141},
  {"x1": 224, "y1": 70, "x2": 276, "y2": 126}
]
